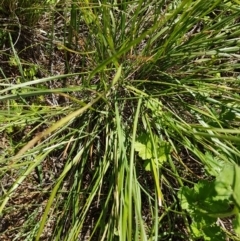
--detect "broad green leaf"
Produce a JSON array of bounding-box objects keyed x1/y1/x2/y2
[
  {"x1": 222, "y1": 110, "x2": 236, "y2": 122},
  {"x1": 179, "y1": 180, "x2": 229, "y2": 241},
  {"x1": 191, "y1": 215, "x2": 225, "y2": 241},
  {"x1": 134, "y1": 135, "x2": 153, "y2": 160},
  {"x1": 134, "y1": 133, "x2": 171, "y2": 164},
  {"x1": 154, "y1": 142, "x2": 171, "y2": 163},
  {"x1": 180, "y1": 181, "x2": 215, "y2": 207},
  {"x1": 215, "y1": 164, "x2": 234, "y2": 199},
  {"x1": 202, "y1": 224, "x2": 226, "y2": 241},
  {"x1": 191, "y1": 222, "x2": 203, "y2": 239},
  {"x1": 233, "y1": 213, "x2": 240, "y2": 236},
  {"x1": 233, "y1": 0, "x2": 240, "y2": 5},
  {"x1": 204, "y1": 151, "x2": 224, "y2": 176},
  {"x1": 144, "y1": 98, "x2": 163, "y2": 117},
  {"x1": 179, "y1": 180, "x2": 231, "y2": 216},
  {"x1": 143, "y1": 160, "x2": 151, "y2": 171},
  {"x1": 232, "y1": 165, "x2": 240, "y2": 209}
]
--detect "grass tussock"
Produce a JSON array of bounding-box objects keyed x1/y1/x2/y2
[{"x1": 1, "y1": 0, "x2": 240, "y2": 240}]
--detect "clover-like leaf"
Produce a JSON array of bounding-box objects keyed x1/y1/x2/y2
[
  {"x1": 134, "y1": 132, "x2": 171, "y2": 166},
  {"x1": 134, "y1": 133, "x2": 153, "y2": 160}
]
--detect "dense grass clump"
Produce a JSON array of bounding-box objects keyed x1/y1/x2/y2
[{"x1": 1, "y1": 0, "x2": 240, "y2": 240}]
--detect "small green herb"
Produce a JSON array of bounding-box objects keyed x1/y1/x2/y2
[
  {"x1": 135, "y1": 132, "x2": 171, "y2": 171},
  {"x1": 178, "y1": 163, "x2": 240, "y2": 239}
]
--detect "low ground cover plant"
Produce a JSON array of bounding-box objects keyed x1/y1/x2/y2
[{"x1": 1, "y1": 0, "x2": 240, "y2": 240}]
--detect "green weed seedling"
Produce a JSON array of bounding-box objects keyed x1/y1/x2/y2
[
  {"x1": 134, "y1": 131, "x2": 172, "y2": 206},
  {"x1": 135, "y1": 132, "x2": 171, "y2": 171},
  {"x1": 178, "y1": 163, "x2": 240, "y2": 240}
]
